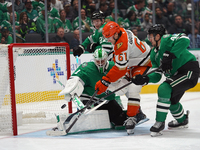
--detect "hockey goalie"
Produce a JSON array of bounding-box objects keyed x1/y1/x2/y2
[{"x1": 46, "y1": 48, "x2": 146, "y2": 136}]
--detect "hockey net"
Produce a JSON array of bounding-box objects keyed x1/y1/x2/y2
[{"x1": 0, "y1": 43, "x2": 72, "y2": 135}]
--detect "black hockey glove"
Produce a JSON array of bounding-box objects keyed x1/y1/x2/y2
[
  {"x1": 132, "y1": 74, "x2": 149, "y2": 85},
  {"x1": 87, "y1": 43, "x2": 98, "y2": 53},
  {"x1": 161, "y1": 51, "x2": 176, "y2": 73},
  {"x1": 73, "y1": 45, "x2": 85, "y2": 57}
]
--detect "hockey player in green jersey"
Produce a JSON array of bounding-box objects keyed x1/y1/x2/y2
[
  {"x1": 132, "y1": 24, "x2": 200, "y2": 137},
  {"x1": 59, "y1": 48, "x2": 128, "y2": 128},
  {"x1": 73, "y1": 10, "x2": 114, "y2": 60}
]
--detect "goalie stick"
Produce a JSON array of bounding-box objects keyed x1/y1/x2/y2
[
  {"x1": 48, "y1": 67, "x2": 161, "y2": 136},
  {"x1": 63, "y1": 66, "x2": 162, "y2": 121}
]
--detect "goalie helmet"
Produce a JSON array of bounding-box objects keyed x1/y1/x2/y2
[
  {"x1": 148, "y1": 24, "x2": 166, "y2": 37},
  {"x1": 91, "y1": 10, "x2": 105, "y2": 20},
  {"x1": 93, "y1": 48, "x2": 108, "y2": 73},
  {"x1": 102, "y1": 21, "x2": 121, "y2": 38}
]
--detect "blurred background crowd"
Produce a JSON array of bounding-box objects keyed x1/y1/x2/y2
[{"x1": 0, "y1": 0, "x2": 200, "y2": 49}]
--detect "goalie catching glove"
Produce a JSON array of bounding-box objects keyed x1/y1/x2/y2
[
  {"x1": 132, "y1": 74, "x2": 149, "y2": 85},
  {"x1": 95, "y1": 76, "x2": 111, "y2": 95},
  {"x1": 73, "y1": 45, "x2": 85, "y2": 57},
  {"x1": 161, "y1": 51, "x2": 176, "y2": 73},
  {"x1": 58, "y1": 76, "x2": 84, "y2": 101},
  {"x1": 87, "y1": 43, "x2": 98, "y2": 53}
]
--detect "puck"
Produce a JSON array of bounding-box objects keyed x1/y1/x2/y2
[{"x1": 61, "y1": 104, "x2": 66, "y2": 109}]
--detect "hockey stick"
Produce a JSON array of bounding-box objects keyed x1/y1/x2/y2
[
  {"x1": 98, "y1": 66, "x2": 162, "y2": 101},
  {"x1": 65, "y1": 66, "x2": 162, "y2": 117},
  {"x1": 49, "y1": 67, "x2": 161, "y2": 136},
  {"x1": 64, "y1": 89, "x2": 98, "y2": 134}
]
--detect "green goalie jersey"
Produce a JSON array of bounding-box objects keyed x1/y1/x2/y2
[
  {"x1": 81, "y1": 23, "x2": 113, "y2": 59},
  {"x1": 148, "y1": 33, "x2": 196, "y2": 83},
  {"x1": 72, "y1": 61, "x2": 115, "y2": 100}
]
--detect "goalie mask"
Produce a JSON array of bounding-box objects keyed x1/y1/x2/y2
[{"x1": 93, "y1": 48, "x2": 108, "y2": 73}]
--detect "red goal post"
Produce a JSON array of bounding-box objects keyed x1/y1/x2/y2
[{"x1": 0, "y1": 43, "x2": 72, "y2": 136}]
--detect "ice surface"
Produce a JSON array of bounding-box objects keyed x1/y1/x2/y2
[{"x1": 0, "y1": 92, "x2": 200, "y2": 150}]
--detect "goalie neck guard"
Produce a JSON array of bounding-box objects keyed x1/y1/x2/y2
[{"x1": 93, "y1": 48, "x2": 108, "y2": 73}]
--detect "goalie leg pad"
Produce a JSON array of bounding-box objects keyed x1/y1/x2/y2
[{"x1": 65, "y1": 110, "x2": 111, "y2": 133}]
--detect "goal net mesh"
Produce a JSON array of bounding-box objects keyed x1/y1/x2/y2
[{"x1": 0, "y1": 43, "x2": 71, "y2": 135}]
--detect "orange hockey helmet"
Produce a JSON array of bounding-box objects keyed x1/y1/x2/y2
[{"x1": 102, "y1": 21, "x2": 121, "y2": 38}]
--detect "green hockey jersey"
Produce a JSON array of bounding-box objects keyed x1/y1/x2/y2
[
  {"x1": 148, "y1": 33, "x2": 196, "y2": 83},
  {"x1": 81, "y1": 23, "x2": 113, "y2": 60},
  {"x1": 53, "y1": 17, "x2": 73, "y2": 33},
  {"x1": 72, "y1": 61, "x2": 115, "y2": 100},
  {"x1": 72, "y1": 16, "x2": 93, "y2": 33}
]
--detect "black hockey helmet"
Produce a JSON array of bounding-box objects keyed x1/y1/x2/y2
[
  {"x1": 91, "y1": 10, "x2": 105, "y2": 20},
  {"x1": 148, "y1": 24, "x2": 166, "y2": 37}
]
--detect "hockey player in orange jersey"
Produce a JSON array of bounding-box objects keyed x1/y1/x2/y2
[{"x1": 95, "y1": 21, "x2": 152, "y2": 135}]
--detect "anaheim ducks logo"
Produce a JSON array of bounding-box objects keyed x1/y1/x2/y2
[{"x1": 117, "y1": 42, "x2": 123, "y2": 49}]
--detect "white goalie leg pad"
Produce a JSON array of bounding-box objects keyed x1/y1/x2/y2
[
  {"x1": 107, "y1": 78, "x2": 129, "y2": 96},
  {"x1": 58, "y1": 76, "x2": 84, "y2": 98},
  {"x1": 66, "y1": 110, "x2": 111, "y2": 133}
]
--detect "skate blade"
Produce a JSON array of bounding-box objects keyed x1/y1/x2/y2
[
  {"x1": 150, "y1": 131, "x2": 163, "y2": 137},
  {"x1": 136, "y1": 118, "x2": 149, "y2": 126},
  {"x1": 127, "y1": 129, "x2": 134, "y2": 135},
  {"x1": 168, "y1": 124, "x2": 188, "y2": 129},
  {"x1": 46, "y1": 130, "x2": 66, "y2": 136}
]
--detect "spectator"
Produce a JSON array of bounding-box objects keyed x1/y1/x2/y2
[
  {"x1": 51, "y1": 0, "x2": 63, "y2": 12},
  {"x1": 70, "y1": 29, "x2": 80, "y2": 51},
  {"x1": 123, "y1": 10, "x2": 141, "y2": 31},
  {"x1": 14, "y1": 0, "x2": 25, "y2": 14},
  {"x1": 43, "y1": 0, "x2": 60, "y2": 18},
  {"x1": 21, "y1": 0, "x2": 38, "y2": 21},
  {"x1": 141, "y1": 12, "x2": 152, "y2": 32},
  {"x1": 1, "y1": 12, "x2": 20, "y2": 34},
  {"x1": 98, "y1": 2, "x2": 109, "y2": 18},
  {"x1": 18, "y1": 12, "x2": 37, "y2": 39},
  {"x1": 0, "y1": 0, "x2": 10, "y2": 13},
  {"x1": 63, "y1": 1, "x2": 73, "y2": 23},
  {"x1": 82, "y1": 0, "x2": 96, "y2": 18},
  {"x1": 105, "y1": 9, "x2": 124, "y2": 27},
  {"x1": 72, "y1": 8, "x2": 93, "y2": 32},
  {"x1": 0, "y1": 26, "x2": 13, "y2": 44},
  {"x1": 51, "y1": 27, "x2": 69, "y2": 43},
  {"x1": 118, "y1": 0, "x2": 134, "y2": 9},
  {"x1": 147, "y1": 0, "x2": 157, "y2": 11},
  {"x1": 36, "y1": 7, "x2": 55, "y2": 39},
  {"x1": 3, "y1": 2, "x2": 20, "y2": 22},
  {"x1": 185, "y1": 3, "x2": 192, "y2": 20},
  {"x1": 131, "y1": 27, "x2": 138, "y2": 37},
  {"x1": 105, "y1": 1, "x2": 115, "y2": 16},
  {"x1": 71, "y1": 0, "x2": 79, "y2": 22},
  {"x1": 31, "y1": 0, "x2": 44, "y2": 12},
  {"x1": 0, "y1": 10, "x2": 4, "y2": 25},
  {"x1": 156, "y1": 0, "x2": 167, "y2": 13},
  {"x1": 188, "y1": 27, "x2": 200, "y2": 48},
  {"x1": 168, "y1": 15, "x2": 190, "y2": 35},
  {"x1": 155, "y1": 7, "x2": 171, "y2": 31},
  {"x1": 164, "y1": 2, "x2": 176, "y2": 25},
  {"x1": 54, "y1": 9, "x2": 73, "y2": 33},
  {"x1": 127, "y1": 0, "x2": 152, "y2": 22}
]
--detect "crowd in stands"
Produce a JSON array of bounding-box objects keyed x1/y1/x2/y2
[{"x1": 0, "y1": 0, "x2": 200, "y2": 48}]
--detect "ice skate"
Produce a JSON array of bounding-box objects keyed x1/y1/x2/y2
[
  {"x1": 168, "y1": 110, "x2": 189, "y2": 129},
  {"x1": 150, "y1": 121, "x2": 165, "y2": 137},
  {"x1": 135, "y1": 108, "x2": 149, "y2": 126},
  {"x1": 124, "y1": 117, "x2": 137, "y2": 135}
]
